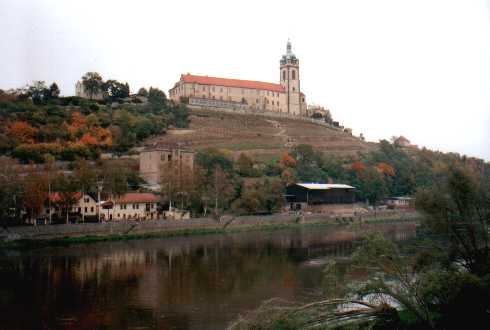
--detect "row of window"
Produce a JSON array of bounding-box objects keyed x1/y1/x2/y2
[
  {"x1": 118, "y1": 203, "x2": 155, "y2": 210},
  {"x1": 200, "y1": 94, "x2": 281, "y2": 106}
]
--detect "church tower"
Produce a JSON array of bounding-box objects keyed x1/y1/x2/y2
[{"x1": 280, "y1": 39, "x2": 302, "y2": 115}]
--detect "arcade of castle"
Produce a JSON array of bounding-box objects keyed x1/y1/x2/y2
[{"x1": 169, "y1": 40, "x2": 307, "y2": 116}]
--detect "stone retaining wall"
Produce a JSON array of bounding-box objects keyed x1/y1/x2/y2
[{"x1": 0, "y1": 210, "x2": 419, "y2": 242}]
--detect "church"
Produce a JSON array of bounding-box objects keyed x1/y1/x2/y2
[{"x1": 169, "y1": 40, "x2": 307, "y2": 116}]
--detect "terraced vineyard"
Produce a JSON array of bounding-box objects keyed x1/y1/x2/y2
[{"x1": 143, "y1": 108, "x2": 376, "y2": 160}]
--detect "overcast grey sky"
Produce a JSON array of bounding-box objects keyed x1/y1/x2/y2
[{"x1": 1, "y1": 0, "x2": 489, "y2": 160}]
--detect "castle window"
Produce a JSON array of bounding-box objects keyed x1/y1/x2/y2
[
  {"x1": 272, "y1": 101, "x2": 274, "y2": 106},
  {"x1": 220, "y1": 88, "x2": 223, "y2": 92},
  {"x1": 241, "y1": 89, "x2": 244, "y2": 94},
  {"x1": 212, "y1": 86, "x2": 215, "y2": 92},
  {"x1": 282, "y1": 70, "x2": 286, "y2": 80},
  {"x1": 220, "y1": 96, "x2": 223, "y2": 100},
  {"x1": 292, "y1": 70, "x2": 296, "y2": 80},
  {"x1": 292, "y1": 87, "x2": 296, "y2": 91}
]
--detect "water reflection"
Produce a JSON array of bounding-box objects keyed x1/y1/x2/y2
[{"x1": 0, "y1": 222, "x2": 416, "y2": 330}]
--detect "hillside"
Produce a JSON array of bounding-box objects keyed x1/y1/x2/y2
[{"x1": 143, "y1": 108, "x2": 376, "y2": 160}]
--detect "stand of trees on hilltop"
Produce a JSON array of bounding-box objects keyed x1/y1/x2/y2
[{"x1": 0, "y1": 74, "x2": 189, "y2": 162}]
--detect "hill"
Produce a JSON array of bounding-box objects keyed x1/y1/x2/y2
[{"x1": 142, "y1": 108, "x2": 376, "y2": 160}]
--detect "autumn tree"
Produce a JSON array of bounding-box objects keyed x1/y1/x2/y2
[
  {"x1": 211, "y1": 165, "x2": 234, "y2": 214},
  {"x1": 8, "y1": 121, "x2": 38, "y2": 143},
  {"x1": 0, "y1": 157, "x2": 22, "y2": 226},
  {"x1": 22, "y1": 169, "x2": 48, "y2": 224},
  {"x1": 52, "y1": 174, "x2": 80, "y2": 224},
  {"x1": 280, "y1": 152, "x2": 297, "y2": 168},
  {"x1": 160, "y1": 160, "x2": 195, "y2": 210}
]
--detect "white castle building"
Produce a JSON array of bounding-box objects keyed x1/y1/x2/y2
[{"x1": 169, "y1": 40, "x2": 307, "y2": 116}]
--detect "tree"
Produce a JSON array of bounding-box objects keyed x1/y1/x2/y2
[
  {"x1": 148, "y1": 87, "x2": 167, "y2": 106},
  {"x1": 416, "y1": 165, "x2": 490, "y2": 276},
  {"x1": 104, "y1": 80, "x2": 130, "y2": 100},
  {"x1": 211, "y1": 165, "x2": 234, "y2": 214},
  {"x1": 22, "y1": 170, "x2": 48, "y2": 224},
  {"x1": 7, "y1": 121, "x2": 38, "y2": 143},
  {"x1": 235, "y1": 153, "x2": 255, "y2": 177},
  {"x1": 27, "y1": 81, "x2": 50, "y2": 105},
  {"x1": 53, "y1": 174, "x2": 80, "y2": 224},
  {"x1": 280, "y1": 152, "x2": 297, "y2": 168},
  {"x1": 137, "y1": 87, "x2": 148, "y2": 97},
  {"x1": 81, "y1": 72, "x2": 104, "y2": 100},
  {"x1": 49, "y1": 83, "x2": 60, "y2": 98},
  {"x1": 0, "y1": 157, "x2": 22, "y2": 226}
]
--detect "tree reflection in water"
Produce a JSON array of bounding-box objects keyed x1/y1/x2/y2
[{"x1": 0, "y1": 223, "x2": 416, "y2": 330}]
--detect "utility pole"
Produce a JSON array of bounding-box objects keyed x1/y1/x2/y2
[{"x1": 97, "y1": 179, "x2": 104, "y2": 223}]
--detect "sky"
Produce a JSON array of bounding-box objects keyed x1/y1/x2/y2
[{"x1": 1, "y1": 0, "x2": 489, "y2": 160}]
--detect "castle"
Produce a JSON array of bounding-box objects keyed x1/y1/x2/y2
[{"x1": 169, "y1": 40, "x2": 307, "y2": 116}]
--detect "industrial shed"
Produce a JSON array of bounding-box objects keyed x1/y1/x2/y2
[{"x1": 285, "y1": 183, "x2": 356, "y2": 210}]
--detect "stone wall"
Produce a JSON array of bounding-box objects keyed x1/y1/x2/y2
[{"x1": 1, "y1": 210, "x2": 419, "y2": 242}]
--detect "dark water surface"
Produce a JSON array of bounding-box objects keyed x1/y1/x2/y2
[{"x1": 0, "y1": 223, "x2": 416, "y2": 330}]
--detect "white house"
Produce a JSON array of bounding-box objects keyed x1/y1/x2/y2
[{"x1": 101, "y1": 192, "x2": 160, "y2": 221}]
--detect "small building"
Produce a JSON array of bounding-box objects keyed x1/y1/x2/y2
[
  {"x1": 285, "y1": 183, "x2": 356, "y2": 211},
  {"x1": 139, "y1": 146, "x2": 195, "y2": 185},
  {"x1": 384, "y1": 196, "x2": 413, "y2": 209},
  {"x1": 101, "y1": 192, "x2": 160, "y2": 221},
  {"x1": 41, "y1": 192, "x2": 99, "y2": 220}
]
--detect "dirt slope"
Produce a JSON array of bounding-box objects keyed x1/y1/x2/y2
[{"x1": 143, "y1": 108, "x2": 376, "y2": 160}]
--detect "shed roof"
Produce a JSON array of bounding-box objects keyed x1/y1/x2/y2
[{"x1": 295, "y1": 183, "x2": 355, "y2": 190}]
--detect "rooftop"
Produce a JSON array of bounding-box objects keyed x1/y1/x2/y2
[
  {"x1": 116, "y1": 192, "x2": 160, "y2": 204},
  {"x1": 295, "y1": 183, "x2": 355, "y2": 190},
  {"x1": 179, "y1": 73, "x2": 285, "y2": 93}
]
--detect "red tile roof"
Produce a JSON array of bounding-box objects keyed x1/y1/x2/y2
[
  {"x1": 49, "y1": 192, "x2": 82, "y2": 203},
  {"x1": 116, "y1": 193, "x2": 159, "y2": 204},
  {"x1": 181, "y1": 74, "x2": 285, "y2": 93}
]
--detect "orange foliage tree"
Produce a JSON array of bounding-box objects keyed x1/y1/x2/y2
[
  {"x1": 376, "y1": 162, "x2": 396, "y2": 177},
  {"x1": 280, "y1": 152, "x2": 297, "y2": 168},
  {"x1": 8, "y1": 121, "x2": 38, "y2": 143}
]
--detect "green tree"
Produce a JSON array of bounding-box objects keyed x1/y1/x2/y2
[
  {"x1": 416, "y1": 165, "x2": 490, "y2": 276},
  {"x1": 49, "y1": 82, "x2": 60, "y2": 99},
  {"x1": 104, "y1": 80, "x2": 130, "y2": 100},
  {"x1": 82, "y1": 72, "x2": 104, "y2": 100},
  {"x1": 137, "y1": 87, "x2": 148, "y2": 97}
]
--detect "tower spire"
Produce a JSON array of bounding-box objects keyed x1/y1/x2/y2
[{"x1": 286, "y1": 38, "x2": 292, "y2": 54}]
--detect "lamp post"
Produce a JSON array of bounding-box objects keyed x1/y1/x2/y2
[{"x1": 97, "y1": 179, "x2": 104, "y2": 223}]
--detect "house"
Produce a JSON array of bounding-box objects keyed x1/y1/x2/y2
[
  {"x1": 384, "y1": 197, "x2": 413, "y2": 209},
  {"x1": 41, "y1": 192, "x2": 99, "y2": 220},
  {"x1": 285, "y1": 183, "x2": 356, "y2": 211},
  {"x1": 100, "y1": 192, "x2": 160, "y2": 221}
]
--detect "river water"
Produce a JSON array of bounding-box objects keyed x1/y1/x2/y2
[{"x1": 0, "y1": 222, "x2": 416, "y2": 330}]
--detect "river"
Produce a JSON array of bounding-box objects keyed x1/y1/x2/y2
[{"x1": 0, "y1": 222, "x2": 416, "y2": 330}]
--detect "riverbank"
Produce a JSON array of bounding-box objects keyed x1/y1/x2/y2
[{"x1": 0, "y1": 210, "x2": 420, "y2": 249}]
